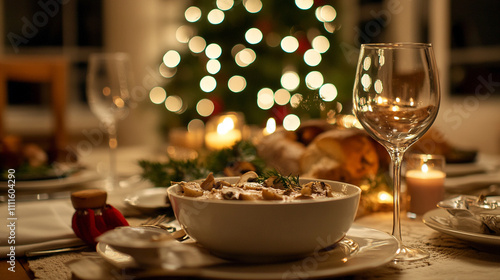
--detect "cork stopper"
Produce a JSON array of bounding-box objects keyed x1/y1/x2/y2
[{"x1": 71, "y1": 189, "x2": 107, "y2": 210}]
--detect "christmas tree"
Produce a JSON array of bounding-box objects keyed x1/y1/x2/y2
[{"x1": 153, "y1": 0, "x2": 355, "y2": 131}]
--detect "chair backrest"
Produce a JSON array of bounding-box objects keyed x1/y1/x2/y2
[{"x1": 0, "y1": 55, "x2": 68, "y2": 150}]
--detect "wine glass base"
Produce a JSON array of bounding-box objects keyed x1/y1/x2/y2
[{"x1": 393, "y1": 245, "x2": 429, "y2": 262}]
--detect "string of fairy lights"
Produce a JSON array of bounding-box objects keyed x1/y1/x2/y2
[{"x1": 149, "y1": 0, "x2": 342, "y2": 132}]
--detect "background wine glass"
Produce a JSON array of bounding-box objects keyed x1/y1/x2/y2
[
  {"x1": 86, "y1": 53, "x2": 132, "y2": 190},
  {"x1": 352, "y1": 43, "x2": 440, "y2": 261}
]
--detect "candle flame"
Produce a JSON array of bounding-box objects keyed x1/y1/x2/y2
[
  {"x1": 217, "y1": 117, "x2": 235, "y2": 135},
  {"x1": 264, "y1": 117, "x2": 276, "y2": 135},
  {"x1": 421, "y1": 163, "x2": 429, "y2": 173}
]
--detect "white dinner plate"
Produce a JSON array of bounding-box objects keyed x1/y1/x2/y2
[
  {"x1": 96, "y1": 225, "x2": 398, "y2": 279},
  {"x1": 124, "y1": 187, "x2": 170, "y2": 212},
  {"x1": 422, "y1": 208, "x2": 500, "y2": 246},
  {"x1": 445, "y1": 162, "x2": 492, "y2": 177},
  {"x1": 0, "y1": 169, "x2": 101, "y2": 190}
]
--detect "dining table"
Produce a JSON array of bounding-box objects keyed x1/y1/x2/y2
[{"x1": 2, "y1": 145, "x2": 500, "y2": 280}]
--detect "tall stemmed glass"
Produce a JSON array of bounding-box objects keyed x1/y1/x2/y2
[
  {"x1": 353, "y1": 43, "x2": 440, "y2": 261},
  {"x1": 86, "y1": 53, "x2": 132, "y2": 190}
]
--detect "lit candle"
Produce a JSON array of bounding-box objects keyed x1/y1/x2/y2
[
  {"x1": 205, "y1": 113, "x2": 243, "y2": 150},
  {"x1": 406, "y1": 162, "x2": 445, "y2": 215}
]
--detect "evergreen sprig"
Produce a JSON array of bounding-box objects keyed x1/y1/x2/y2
[{"x1": 139, "y1": 140, "x2": 266, "y2": 187}]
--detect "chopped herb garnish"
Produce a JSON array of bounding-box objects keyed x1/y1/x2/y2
[{"x1": 256, "y1": 170, "x2": 301, "y2": 191}]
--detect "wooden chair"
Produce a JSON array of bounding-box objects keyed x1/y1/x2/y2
[{"x1": 0, "y1": 55, "x2": 68, "y2": 150}]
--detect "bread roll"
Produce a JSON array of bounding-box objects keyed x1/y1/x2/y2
[
  {"x1": 300, "y1": 128, "x2": 379, "y2": 185},
  {"x1": 257, "y1": 129, "x2": 305, "y2": 175}
]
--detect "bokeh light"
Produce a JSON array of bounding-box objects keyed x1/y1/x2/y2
[
  {"x1": 185, "y1": 6, "x2": 202, "y2": 22},
  {"x1": 281, "y1": 36, "x2": 299, "y2": 53},
  {"x1": 374, "y1": 79, "x2": 383, "y2": 93},
  {"x1": 188, "y1": 36, "x2": 207, "y2": 53},
  {"x1": 361, "y1": 73, "x2": 372, "y2": 91},
  {"x1": 281, "y1": 71, "x2": 300, "y2": 90},
  {"x1": 363, "y1": 56, "x2": 371, "y2": 71},
  {"x1": 265, "y1": 32, "x2": 281, "y2": 47},
  {"x1": 315, "y1": 5, "x2": 337, "y2": 22},
  {"x1": 283, "y1": 114, "x2": 301, "y2": 131},
  {"x1": 295, "y1": 0, "x2": 313, "y2": 10},
  {"x1": 231, "y1": 44, "x2": 245, "y2": 57},
  {"x1": 200, "y1": 76, "x2": 217, "y2": 92},
  {"x1": 187, "y1": 119, "x2": 205, "y2": 136},
  {"x1": 257, "y1": 87, "x2": 274, "y2": 110},
  {"x1": 304, "y1": 49, "x2": 322, "y2": 66},
  {"x1": 149, "y1": 87, "x2": 167, "y2": 104},
  {"x1": 208, "y1": 9, "x2": 225, "y2": 25},
  {"x1": 235, "y1": 48, "x2": 256, "y2": 67},
  {"x1": 196, "y1": 98, "x2": 215, "y2": 117},
  {"x1": 216, "y1": 0, "x2": 234, "y2": 11},
  {"x1": 243, "y1": 0, "x2": 263, "y2": 13},
  {"x1": 159, "y1": 63, "x2": 176, "y2": 78},
  {"x1": 312, "y1": 35, "x2": 330, "y2": 53},
  {"x1": 319, "y1": 83, "x2": 337, "y2": 102},
  {"x1": 245, "y1": 28, "x2": 263, "y2": 44},
  {"x1": 163, "y1": 50, "x2": 181, "y2": 68},
  {"x1": 274, "y1": 88, "x2": 291, "y2": 105},
  {"x1": 165, "y1": 95, "x2": 183, "y2": 112},
  {"x1": 176, "y1": 25, "x2": 194, "y2": 43},
  {"x1": 290, "y1": 93, "x2": 303, "y2": 108},
  {"x1": 205, "y1": 43, "x2": 222, "y2": 59},
  {"x1": 305, "y1": 71, "x2": 324, "y2": 89},
  {"x1": 206, "y1": 59, "x2": 221, "y2": 74},
  {"x1": 228, "y1": 75, "x2": 247, "y2": 92}
]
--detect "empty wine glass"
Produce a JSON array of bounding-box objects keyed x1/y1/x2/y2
[
  {"x1": 86, "y1": 53, "x2": 132, "y2": 190},
  {"x1": 353, "y1": 43, "x2": 440, "y2": 261}
]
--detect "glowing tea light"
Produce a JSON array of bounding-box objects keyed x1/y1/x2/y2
[
  {"x1": 205, "y1": 113, "x2": 244, "y2": 150},
  {"x1": 377, "y1": 191, "x2": 393, "y2": 205},
  {"x1": 263, "y1": 118, "x2": 276, "y2": 135},
  {"x1": 405, "y1": 155, "x2": 446, "y2": 215}
]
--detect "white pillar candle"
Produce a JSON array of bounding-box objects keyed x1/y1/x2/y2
[{"x1": 406, "y1": 166, "x2": 445, "y2": 215}]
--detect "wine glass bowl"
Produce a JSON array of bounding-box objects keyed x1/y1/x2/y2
[
  {"x1": 86, "y1": 53, "x2": 133, "y2": 189},
  {"x1": 353, "y1": 43, "x2": 440, "y2": 262},
  {"x1": 87, "y1": 53, "x2": 132, "y2": 126}
]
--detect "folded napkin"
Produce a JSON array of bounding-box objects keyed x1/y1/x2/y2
[{"x1": 0, "y1": 199, "x2": 84, "y2": 257}]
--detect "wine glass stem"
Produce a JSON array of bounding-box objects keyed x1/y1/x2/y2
[
  {"x1": 389, "y1": 148, "x2": 405, "y2": 244},
  {"x1": 107, "y1": 124, "x2": 118, "y2": 189}
]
